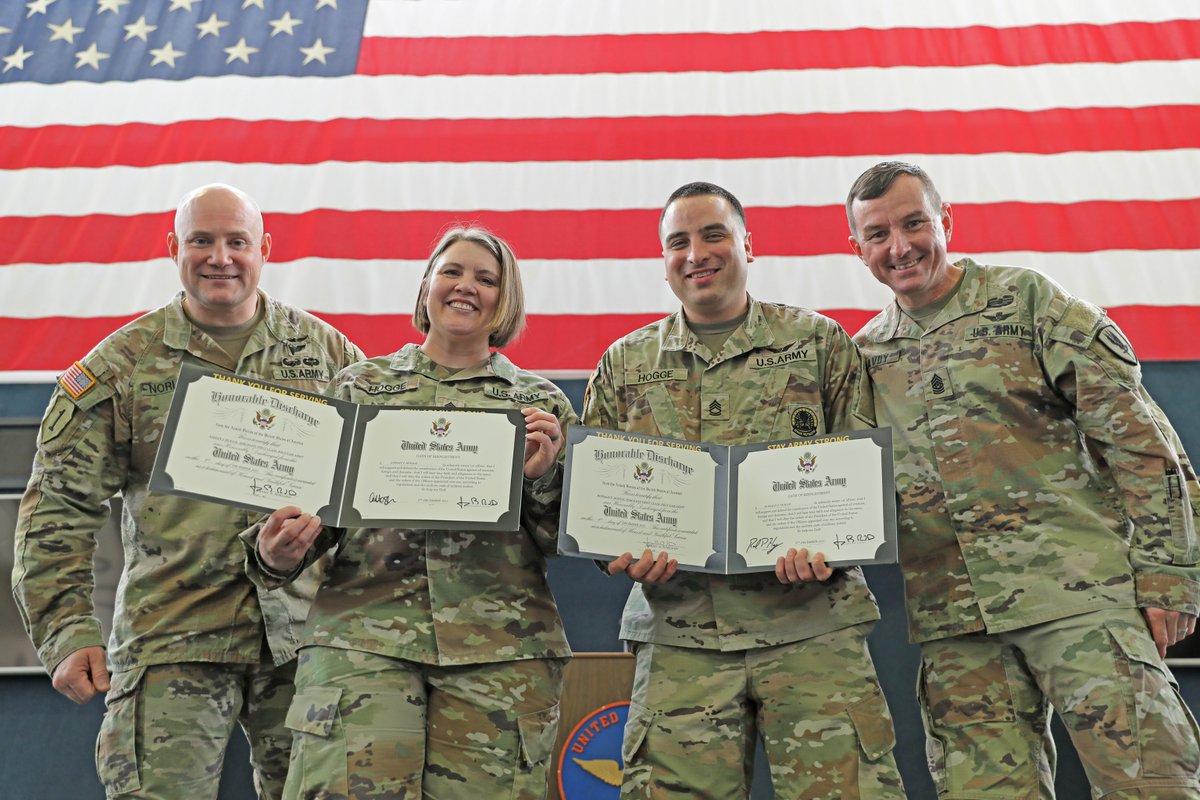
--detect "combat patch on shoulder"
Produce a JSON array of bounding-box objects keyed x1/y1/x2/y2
[
  {"x1": 749, "y1": 346, "x2": 816, "y2": 369},
  {"x1": 361, "y1": 377, "x2": 421, "y2": 395},
  {"x1": 1097, "y1": 325, "x2": 1138, "y2": 365},
  {"x1": 59, "y1": 361, "x2": 97, "y2": 399},
  {"x1": 624, "y1": 368, "x2": 687, "y2": 386},
  {"x1": 40, "y1": 395, "x2": 76, "y2": 444},
  {"x1": 485, "y1": 385, "x2": 549, "y2": 404}
]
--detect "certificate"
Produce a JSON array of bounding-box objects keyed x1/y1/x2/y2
[
  {"x1": 149, "y1": 362, "x2": 525, "y2": 529},
  {"x1": 559, "y1": 426, "x2": 896, "y2": 573}
]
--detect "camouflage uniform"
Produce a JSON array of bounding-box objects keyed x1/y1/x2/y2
[
  {"x1": 244, "y1": 344, "x2": 574, "y2": 799},
  {"x1": 12, "y1": 291, "x2": 363, "y2": 799},
  {"x1": 857, "y1": 259, "x2": 1200, "y2": 798},
  {"x1": 582, "y1": 298, "x2": 904, "y2": 799}
]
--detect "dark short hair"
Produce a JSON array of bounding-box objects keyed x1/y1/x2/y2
[
  {"x1": 412, "y1": 226, "x2": 526, "y2": 348},
  {"x1": 659, "y1": 181, "x2": 747, "y2": 231},
  {"x1": 845, "y1": 161, "x2": 943, "y2": 236}
]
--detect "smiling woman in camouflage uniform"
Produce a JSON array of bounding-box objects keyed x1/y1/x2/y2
[{"x1": 245, "y1": 227, "x2": 575, "y2": 799}]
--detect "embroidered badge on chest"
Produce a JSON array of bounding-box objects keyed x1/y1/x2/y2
[{"x1": 790, "y1": 406, "x2": 818, "y2": 437}]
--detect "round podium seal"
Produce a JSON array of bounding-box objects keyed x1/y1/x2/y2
[{"x1": 557, "y1": 701, "x2": 630, "y2": 798}]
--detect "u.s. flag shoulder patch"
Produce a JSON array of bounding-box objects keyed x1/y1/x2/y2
[{"x1": 59, "y1": 361, "x2": 97, "y2": 399}]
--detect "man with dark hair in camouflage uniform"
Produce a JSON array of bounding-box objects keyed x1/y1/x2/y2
[
  {"x1": 12, "y1": 184, "x2": 364, "y2": 799},
  {"x1": 581, "y1": 182, "x2": 905, "y2": 798},
  {"x1": 848, "y1": 161, "x2": 1200, "y2": 798}
]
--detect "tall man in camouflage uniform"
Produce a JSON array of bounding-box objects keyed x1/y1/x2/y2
[
  {"x1": 12, "y1": 184, "x2": 364, "y2": 799},
  {"x1": 847, "y1": 161, "x2": 1200, "y2": 798},
  {"x1": 581, "y1": 182, "x2": 905, "y2": 799}
]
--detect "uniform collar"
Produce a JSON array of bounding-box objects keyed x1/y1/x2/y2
[
  {"x1": 662, "y1": 294, "x2": 775, "y2": 362},
  {"x1": 388, "y1": 342, "x2": 520, "y2": 384},
  {"x1": 163, "y1": 290, "x2": 291, "y2": 368},
  {"x1": 868, "y1": 258, "x2": 986, "y2": 342}
]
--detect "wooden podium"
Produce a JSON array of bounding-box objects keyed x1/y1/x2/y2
[{"x1": 549, "y1": 652, "x2": 636, "y2": 800}]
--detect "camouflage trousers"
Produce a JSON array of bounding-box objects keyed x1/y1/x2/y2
[
  {"x1": 94, "y1": 657, "x2": 296, "y2": 799},
  {"x1": 620, "y1": 622, "x2": 905, "y2": 800},
  {"x1": 919, "y1": 606, "x2": 1200, "y2": 799},
  {"x1": 282, "y1": 646, "x2": 566, "y2": 799}
]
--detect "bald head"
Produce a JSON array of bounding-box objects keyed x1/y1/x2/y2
[{"x1": 174, "y1": 184, "x2": 264, "y2": 240}]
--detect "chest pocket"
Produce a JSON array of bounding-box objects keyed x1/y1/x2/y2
[
  {"x1": 756, "y1": 348, "x2": 823, "y2": 441},
  {"x1": 621, "y1": 368, "x2": 688, "y2": 438}
]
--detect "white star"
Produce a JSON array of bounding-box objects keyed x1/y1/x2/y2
[
  {"x1": 268, "y1": 11, "x2": 303, "y2": 37},
  {"x1": 3, "y1": 45, "x2": 33, "y2": 72},
  {"x1": 96, "y1": 0, "x2": 129, "y2": 14},
  {"x1": 25, "y1": 0, "x2": 55, "y2": 18},
  {"x1": 268, "y1": 11, "x2": 302, "y2": 36},
  {"x1": 0, "y1": 26, "x2": 11, "y2": 36},
  {"x1": 123, "y1": 16, "x2": 157, "y2": 42},
  {"x1": 168, "y1": 0, "x2": 198, "y2": 10},
  {"x1": 300, "y1": 37, "x2": 334, "y2": 64},
  {"x1": 75, "y1": 42, "x2": 110, "y2": 70},
  {"x1": 196, "y1": 13, "x2": 229, "y2": 39},
  {"x1": 242, "y1": 0, "x2": 266, "y2": 8},
  {"x1": 149, "y1": 41, "x2": 185, "y2": 67},
  {"x1": 48, "y1": 17, "x2": 84, "y2": 43},
  {"x1": 315, "y1": 0, "x2": 337, "y2": 9},
  {"x1": 224, "y1": 37, "x2": 259, "y2": 64}
]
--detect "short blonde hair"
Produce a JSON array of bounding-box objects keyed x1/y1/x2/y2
[{"x1": 412, "y1": 227, "x2": 526, "y2": 348}]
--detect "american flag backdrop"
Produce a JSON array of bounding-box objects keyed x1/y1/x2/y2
[{"x1": 2, "y1": 0, "x2": 1200, "y2": 381}]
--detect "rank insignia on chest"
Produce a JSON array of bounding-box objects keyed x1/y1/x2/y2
[
  {"x1": 702, "y1": 392, "x2": 730, "y2": 420},
  {"x1": 925, "y1": 367, "x2": 956, "y2": 400},
  {"x1": 789, "y1": 405, "x2": 819, "y2": 437}
]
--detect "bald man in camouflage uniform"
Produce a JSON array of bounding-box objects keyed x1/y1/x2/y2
[
  {"x1": 848, "y1": 161, "x2": 1200, "y2": 798},
  {"x1": 12, "y1": 184, "x2": 363, "y2": 799},
  {"x1": 582, "y1": 182, "x2": 904, "y2": 799}
]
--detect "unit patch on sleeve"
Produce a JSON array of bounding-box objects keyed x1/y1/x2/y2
[
  {"x1": 1097, "y1": 325, "x2": 1138, "y2": 365},
  {"x1": 59, "y1": 361, "x2": 97, "y2": 399}
]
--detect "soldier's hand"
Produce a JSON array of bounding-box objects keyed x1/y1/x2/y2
[
  {"x1": 609, "y1": 549, "x2": 678, "y2": 584},
  {"x1": 1142, "y1": 607, "x2": 1197, "y2": 659},
  {"x1": 52, "y1": 646, "x2": 110, "y2": 705},
  {"x1": 775, "y1": 548, "x2": 834, "y2": 585},
  {"x1": 258, "y1": 505, "x2": 323, "y2": 574},
  {"x1": 522, "y1": 407, "x2": 562, "y2": 480}
]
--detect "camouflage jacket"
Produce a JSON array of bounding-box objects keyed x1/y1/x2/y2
[
  {"x1": 581, "y1": 297, "x2": 881, "y2": 651},
  {"x1": 857, "y1": 260, "x2": 1200, "y2": 643},
  {"x1": 246, "y1": 344, "x2": 574, "y2": 667},
  {"x1": 12, "y1": 292, "x2": 364, "y2": 673}
]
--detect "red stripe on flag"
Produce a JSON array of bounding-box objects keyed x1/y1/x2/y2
[
  {"x1": 357, "y1": 21, "x2": 1200, "y2": 76},
  {"x1": 3, "y1": 307, "x2": 1197, "y2": 373},
  {"x1": 7, "y1": 106, "x2": 1200, "y2": 169},
  {"x1": 5, "y1": 200, "x2": 1199, "y2": 266}
]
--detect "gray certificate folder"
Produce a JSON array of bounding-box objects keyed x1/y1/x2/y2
[
  {"x1": 559, "y1": 425, "x2": 897, "y2": 574},
  {"x1": 150, "y1": 362, "x2": 525, "y2": 530}
]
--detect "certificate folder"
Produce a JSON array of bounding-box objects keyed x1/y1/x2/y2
[
  {"x1": 149, "y1": 363, "x2": 525, "y2": 530},
  {"x1": 559, "y1": 425, "x2": 897, "y2": 574}
]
